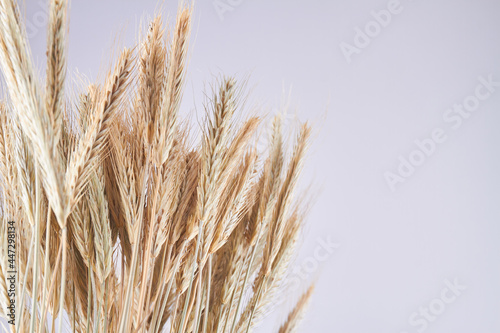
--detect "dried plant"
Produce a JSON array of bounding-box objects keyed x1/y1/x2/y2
[{"x1": 0, "y1": 1, "x2": 314, "y2": 332}]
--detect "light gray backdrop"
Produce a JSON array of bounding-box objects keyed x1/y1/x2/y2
[{"x1": 20, "y1": 0, "x2": 500, "y2": 332}]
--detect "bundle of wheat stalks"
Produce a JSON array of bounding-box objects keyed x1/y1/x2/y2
[{"x1": 0, "y1": 0, "x2": 315, "y2": 332}]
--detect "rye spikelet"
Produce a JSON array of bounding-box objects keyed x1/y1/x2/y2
[{"x1": 0, "y1": 1, "x2": 317, "y2": 332}]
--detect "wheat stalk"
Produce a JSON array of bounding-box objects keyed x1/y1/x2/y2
[{"x1": 0, "y1": 1, "x2": 318, "y2": 332}]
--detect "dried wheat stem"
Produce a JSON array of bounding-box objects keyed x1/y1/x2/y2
[
  {"x1": 193, "y1": 271, "x2": 203, "y2": 333},
  {"x1": 28, "y1": 168, "x2": 42, "y2": 333},
  {"x1": 57, "y1": 226, "x2": 68, "y2": 333},
  {"x1": 39, "y1": 241, "x2": 62, "y2": 333},
  {"x1": 15, "y1": 232, "x2": 34, "y2": 328},
  {"x1": 0, "y1": 4, "x2": 315, "y2": 333},
  {"x1": 38, "y1": 207, "x2": 53, "y2": 333},
  {"x1": 229, "y1": 236, "x2": 258, "y2": 333},
  {"x1": 178, "y1": 220, "x2": 202, "y2": 333},
  {"x1": 202, "y1": 254, "x2": 212, "y2": 333},
  {"x1": 278, "y1": 285, "x2": 315, "y2": 333}
]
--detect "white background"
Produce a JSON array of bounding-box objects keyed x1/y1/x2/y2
[{"x1": 19, "y1": 0, "x2": 500, "y2": 332}]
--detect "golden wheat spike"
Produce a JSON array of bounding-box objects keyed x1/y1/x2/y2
[{"x1": 0, "y1": 2, "x2": 315, "y2": 332}]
